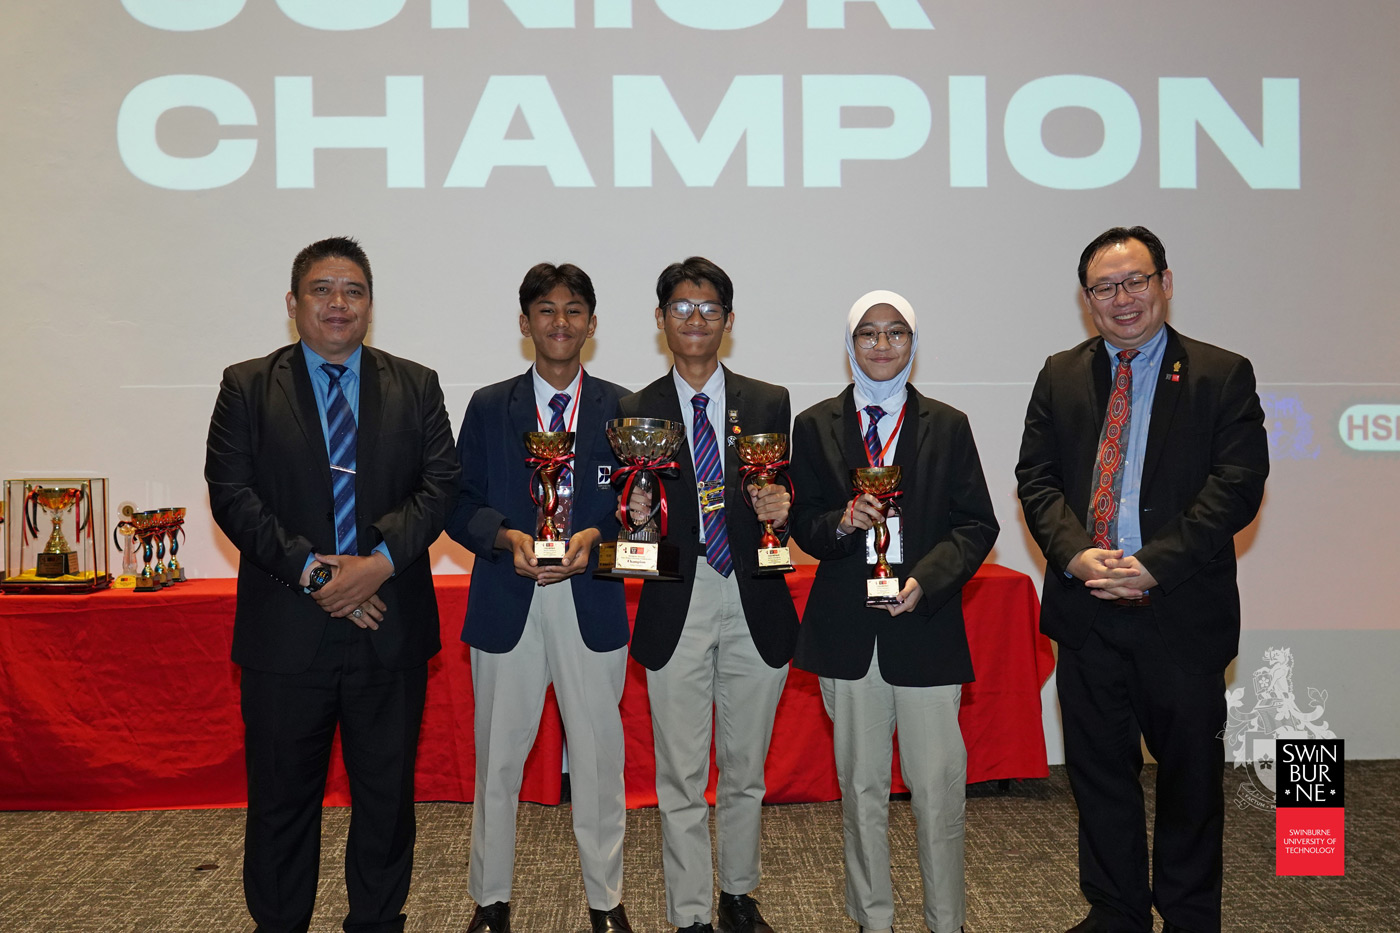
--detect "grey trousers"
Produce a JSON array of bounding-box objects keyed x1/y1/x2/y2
[
  {"x1": 468, "y1": 581, "x2": 628, "y2": 909},
  {"x1": 647, "y1": 558, "x2": 789, "y2": 927},
  {"x1": 820, "y1": 653, "x2": 966, "y2": 933}
]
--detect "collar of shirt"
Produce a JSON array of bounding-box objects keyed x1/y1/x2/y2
[
  {"x1": 853, "y1": 382, "x2": 908, "y2": 463},
  {"x1": 530, "y1": 364, "x2": 581, "y2": 437}
]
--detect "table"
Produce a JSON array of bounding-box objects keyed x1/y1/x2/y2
[{"x1": 0, "y1": 565, "x2": 1053, "y2": 810}]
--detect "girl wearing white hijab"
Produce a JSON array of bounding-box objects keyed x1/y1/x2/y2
[{"x1": 786, "y1": 290, "x2": 998, "y2": 933}]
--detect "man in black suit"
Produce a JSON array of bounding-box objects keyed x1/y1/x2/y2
[
  {"x1": 789, "y1": 290, "x2": 997, "y2": 933},
  {"x1": 444, "y1": 263, "x2": 633, "y2": 933},
  {"x1": 206, "y1": 236, "x2": 459, "y2": 933},
  {"x1": 619, "y1": 257, "x2": 798, "y2": 933},
  {"x1": 1016, "y1": 227, "x2": 1268, "y2": 933}
]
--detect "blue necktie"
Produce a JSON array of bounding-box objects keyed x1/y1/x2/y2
[
  {"x1": 691, "y1": 393, "x2": 732, "y2": 577},
  {"x1": 863, "y1": 405, "x2": 886, "y2": 465},
  {"x1": 549, "y1": 391, "x2": 572, "y2": 486},
  {"x1": 322, "y1": 364, "x2": 358, "y2": 555}
]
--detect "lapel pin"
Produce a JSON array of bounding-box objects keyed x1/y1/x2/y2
[
  {"x1": 726, "y1": 435, "x2": 737, "y2": 447},
  {"x1": 728, "y1": 409, "x2": 739, "y2": 423}
]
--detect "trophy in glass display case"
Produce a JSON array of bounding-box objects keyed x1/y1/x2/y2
[
  {"x1": 2, "y1": 478, "x2": 112, "y2": 592},
  {"x1": 735, "y1": 433, "x2": 795, "y2": 576},
  {"x1": 595, "y1": 418, "x2": 685, "y2": 580}
]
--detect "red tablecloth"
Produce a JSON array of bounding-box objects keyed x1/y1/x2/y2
[{"x1": 0, "y1": 566, "x2": 1052, "y2": 811}]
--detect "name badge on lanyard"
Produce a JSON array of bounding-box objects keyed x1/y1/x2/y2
[{"x1": 698, "y1": 480, "x2": 725, "y2": 514}]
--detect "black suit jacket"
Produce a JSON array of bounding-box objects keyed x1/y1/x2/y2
[
  {"x1": 788, "y1": 386, "x2": 998, "y2": 687},
  {"x1": 444, "y1": 369, "x2": 629, "y2": 653},
  {"x1": 206, "y1": 343, "x2": 460, "y2": 674},
  {"x1": 618, "y1": 367, "x2": 800, "y2": 670},
  {"x1": 1016, "y1": 325, "x2": 1269, "y2": 674}
]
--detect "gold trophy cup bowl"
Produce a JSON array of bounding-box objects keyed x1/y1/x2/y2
[
  {"x1": 735, "y1": 433, "x2": 795, "y2": 575},
  {"x1": 851, "y1": 465, "x2": 903, "y2": 606},
  {"x1": 30, "y1": 485, "x2": 85, "y2": 577},
  {"x1": 523, "y1": 431, "x2": 575, "y2": 566},
  {"x1": 596, "y1": 418, "x2": 685, "y2": 580}
]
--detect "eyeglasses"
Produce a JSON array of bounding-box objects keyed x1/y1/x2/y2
[
  {"x1": 1085, "y1": 271, "x2": 1162, "y2": 301},
  {"x1": 665, "y1": 300, "x2": 727, "y2": 321},
  {"x1": 853, "y1": 327, "x2": 912, "y2": 349}
]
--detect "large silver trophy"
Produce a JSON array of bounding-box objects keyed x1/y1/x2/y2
[{"x1": 595, "y1": 418, "x2": 685, "y2": 580}]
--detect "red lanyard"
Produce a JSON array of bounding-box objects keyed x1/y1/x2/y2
[
  {"x1": 862, "y1": 401, "x2": 907, "y2": 467},
  {"x1": 535, "y1": 367, "x2": 584, "y2": 433}
]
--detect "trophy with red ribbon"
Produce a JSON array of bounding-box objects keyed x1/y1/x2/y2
[
  {"x1": 596, "y1": 417, "x2": 684, "y2": 580},
  {"x1": 851, "y1": 465, "x2": 903, "y2": 606},
  {"x1": 130, "y1": 509, "x2": 164, "y2": 591},
  {"x1": 165, "y1": 506, "x2": 188, "y2": 582},
  {"x1": 524, "y1": 431, "x2": 575, "y2": 566},
  {"x1": 735, "y1": 433, "x2": 795, "y2": 575}
]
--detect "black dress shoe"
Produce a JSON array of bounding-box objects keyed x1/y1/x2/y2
[
  {"x1": 1161, "y1": 924, "x2": 1196, "y2": 933},
  {"x1": 676, "y1": 925, "x2": 714, "y2": 933},
  {"x1": 1064, "y1": 914, "x2": 1107, "y2": 933},
  {"x1": 466, "y1": 900, "x2": 511, "y2": 933},
  {"x1": 717, "y1": 891, "x2": 774, "y2": 933},
  {"x1": 590, "y1": 903, "x2": 634, "y2": 933}
]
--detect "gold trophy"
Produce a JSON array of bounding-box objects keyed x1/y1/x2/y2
[
  {"x1": 523, "y1": 431, "x2": 575, "y2": 566},
  {"x1": 26, "y1": 485, "x2": 86, "y2": 577},
  {"x1": 851, "y1": 466, "x2": 903, "y2": 606},
  {"x1": 735, "y1": 433, "x2": 795, "y2": 575},
  {"x1": 165, "y1": 506, "x2": 188, "y2": 582},
  {"x1": 130, "y1": 510, "x2": 163, "y2": 592},
  {"x1": 596, "y1": 417, "x2": 685, "y2": 580}
]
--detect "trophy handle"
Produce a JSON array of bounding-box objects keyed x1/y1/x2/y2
[{"x1": 24, "y1": 487, "x2": 41, "y2": 538}]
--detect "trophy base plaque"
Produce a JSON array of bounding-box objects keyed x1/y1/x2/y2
[
  {"x1": 36, "y1": 551, "x2": 79, "y2": 577},
  {"x1": 534, "y1": 540, "x2": 566, "y2": 567},
  {"x1": 595, "y1": 540, "x2": 682, "y2": 581},
  {"x1": 865, "y1": 576, "x2": 901, "y2": 607},
  {"x1": 754, "y1": 546, "x2": 795, "y2": 577}
]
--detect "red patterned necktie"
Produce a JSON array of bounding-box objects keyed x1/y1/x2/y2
[{"x1": 1090, "y1": 349, "x2": 1140, "y2": 550}]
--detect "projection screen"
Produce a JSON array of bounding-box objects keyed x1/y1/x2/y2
[{"x1": 3, "y1": 1, "x2": 1397, "y2": 756}]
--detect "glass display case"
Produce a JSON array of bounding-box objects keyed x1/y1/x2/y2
[{"x1": 2, "y1": 477, "x2": 112, "y2": 593}]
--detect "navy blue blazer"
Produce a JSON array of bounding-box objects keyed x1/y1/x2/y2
[{"x1": 445, "y1": 369, "x2": 628, "y2": 653}]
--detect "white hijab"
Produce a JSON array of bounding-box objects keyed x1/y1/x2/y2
[{"x1": 845, "y1": 289, "x2": 918, "y2": 403}]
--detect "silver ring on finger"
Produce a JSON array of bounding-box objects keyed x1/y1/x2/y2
[{"x1": 352, "y1": 608, "x2": 363, "y2": 619}]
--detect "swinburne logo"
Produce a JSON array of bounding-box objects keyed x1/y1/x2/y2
[{"x1": 1338, "y1": 404, "x2": 1400, "y2": 451}]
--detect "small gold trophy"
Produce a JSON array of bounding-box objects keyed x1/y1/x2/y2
[
  {"x1": 27, "y1": 486, "x2": 86, "y2": 577},
  {"x1": 523, "y1": 431, "x2": 575, "y2": 566},
  {"x1": 596, "y1": 418, "x2": 685, "y2": 580},
  {"x1": 130, "y1": 510, "x2": 163, "y2": 592},
  {"x1": 851, "y1": 466, "x2": 903, "y2": 606},
  {"x1": 735, "y1": 433, "x2": 795, "y2": 576},
  {"x1": 166, "y1": 507, "x2": 188, "y2": 582}
]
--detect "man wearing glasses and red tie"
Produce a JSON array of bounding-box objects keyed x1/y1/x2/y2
[
  {"x1": 1017, "y1": 227, "x2": 1268, "y2": 933},
  {"x1": 620, "y1": 257, "x2": 799, "y2": 933}
]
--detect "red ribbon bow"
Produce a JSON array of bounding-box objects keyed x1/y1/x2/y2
[{"x1": 612, "y1": 457, "x2": 680, "y2": 537}]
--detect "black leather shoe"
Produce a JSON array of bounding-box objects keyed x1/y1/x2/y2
[
  {"x1": 1161, "y1": 924, "x2": 1196, "y2": 933},
  {"x1": 590, "y1": 904, "x2": 634, "y2": 933},
  {"x1": 1064, "y1": 914, "x2": 1108, "y2": 933},
  {"x1": 676, "y1": 925, "x2": 714, "y2": 933},
  {"x1": 717, "y1": 891, "x2": 774, "y2": 933},
  {"x1": 467, "y1": 901, "x2": 511, "y2": 933}
]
